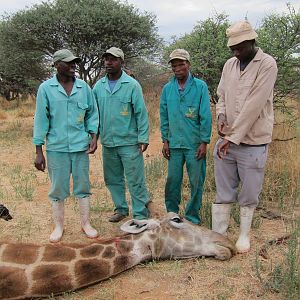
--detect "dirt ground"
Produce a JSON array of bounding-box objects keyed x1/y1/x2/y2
[{"x1": 0, "y1": 112, "x2": 297, "y2": 300}]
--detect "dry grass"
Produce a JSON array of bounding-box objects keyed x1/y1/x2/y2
[{"x1": 0, "y1": 94, "x2": 299, "y2": 300}]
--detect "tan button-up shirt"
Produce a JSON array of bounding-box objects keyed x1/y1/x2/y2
[{"x1": 216, "y1": 48, "x2": 277, "y2": 145}]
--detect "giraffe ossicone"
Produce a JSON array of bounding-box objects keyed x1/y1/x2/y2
[{"x1": 0, "y1": 212, "x2": 236, "y2": 300}]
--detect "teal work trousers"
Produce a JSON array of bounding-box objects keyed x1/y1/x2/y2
[
  {"x1": 47, "y1": 151, "x2": 90, "y2": 201},
  {"x1": 165, "y1": 148, "x2": 206, "y2": 224},
  {"x1": 102, "y1": 145, "x2": 149, "y2": 219}
]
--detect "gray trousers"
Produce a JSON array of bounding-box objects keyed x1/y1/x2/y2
[{"x1": 213, "y1": 138, "x2": 268, "y2": 207}]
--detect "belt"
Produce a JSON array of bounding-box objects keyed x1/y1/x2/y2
[{"x1": 240, "y1": 143, "x2": 267, "y2": 147}]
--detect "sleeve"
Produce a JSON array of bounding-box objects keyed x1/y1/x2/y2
[
  {"x1": 199, "y1": 82, "x2": 212, "y2": 144},
  {"x1": 132, "y1": 82, "x2": 149, "y2": 144},
  {"x1": 216, "y1": 64, "x2": 227, "y2": 119},
  {"x1": 84, "y1": 84, "x2": 99, "y2": 134},
  {"x1": 32, "y1": 85, "x2": 49, "y2": 145},
  {"x1": 226, "y1": 59, "x2": 278, "y2": 145},
  {"x1": 159, "y1": 86, "x2": 169, "y2": 142}
]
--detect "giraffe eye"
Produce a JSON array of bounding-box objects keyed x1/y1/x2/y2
[{"x1": 171, "y1": 217, "x2": 182, "y2": 223}]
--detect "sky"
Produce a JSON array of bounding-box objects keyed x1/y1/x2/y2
[{"x1": 0, "y1": 0, "x2": 299, "y2": 42}]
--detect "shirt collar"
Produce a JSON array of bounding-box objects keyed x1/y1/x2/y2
[{"x1": 176, "y1": 72, "x2": 192, "y2": 91}]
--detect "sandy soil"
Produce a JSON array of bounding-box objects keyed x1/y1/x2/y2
[{"x1": 0, "y1": 112, "x2": 297, "y2": 300}]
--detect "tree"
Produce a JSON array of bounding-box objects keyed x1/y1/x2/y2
[
  {"x1": 0, "y1": 0, "x2": 161, "y2": 99},
  {"x1": 257, "y1": 4, "x2": 300, "y2": 114},
  {"x1": 163, "y1": 14, "x2": 231, "y2": 103}
]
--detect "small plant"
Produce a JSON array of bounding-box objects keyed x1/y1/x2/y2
[
  {"x1": 9, "y1": 165, "x2": 37, "y2": 201},
  {"x1": 255, "y1": 221, "x2": 300, "y2": 298}
]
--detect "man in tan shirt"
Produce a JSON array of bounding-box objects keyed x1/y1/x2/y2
[{"x1": 212, "y1": 20, "x2": 277, "y2": 253}]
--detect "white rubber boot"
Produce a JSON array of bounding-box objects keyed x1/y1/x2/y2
[
  {"x1": 212, "y1": 203, "x2": 232, "y2": 235},
  {"x1": 236, "y1": 206, "x2": 255, "y2": 253},
  {"x1": 79, "y1": 197, "x2": 98, "y2": 238},
  {"x1": 49, "y1": 201, "x2": 64, "y2": 243}
]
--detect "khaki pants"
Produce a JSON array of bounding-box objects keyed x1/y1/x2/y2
[{"x1": 213, "y1": 139, "x2": 268, "y2": 207}]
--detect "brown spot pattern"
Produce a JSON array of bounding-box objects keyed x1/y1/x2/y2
[
  {"x1": 102, "y1": 246, "x2": 116, "y2": 258},
  {"x1": 113, "y1": 255, "x2": 130, "y2": 274},
  {"x1": 2, "y1": 243, "x2": 39, "y2": 264},
  {"x1": 42, "y1": 245, "x2": 76, "y2": 262},
  {"x1": 0, "y1": 267, "x2": 28, "y2": 299},
  {"x1": 80, "y1": 244, "x2": 104, "y2": 258},
  {"x1": 75, "y1": 259, "x2": 110, "y2": 286},
  {"x1": 32, "y1": 264, "x2": 73, "y2": 295},
  {"x1": 116, "y1": 241, "x2": 134, "y2": 254}
]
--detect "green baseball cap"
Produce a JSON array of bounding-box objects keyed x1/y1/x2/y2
[
  {"x1": 102, "y1": 47, "x2": 124, "y2": 60},
  {"x1": 52, "y1": 49, "x2": 81, "y2": 64}
]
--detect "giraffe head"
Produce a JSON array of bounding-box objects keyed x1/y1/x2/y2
[{"x1": 121, "y1": 212, "x2": 236, "y2": 260}]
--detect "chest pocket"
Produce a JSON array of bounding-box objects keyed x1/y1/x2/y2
[
  {"x1": 184, "y1": 106, "x2": 197, "y2": 120},
  {"x1": 119, "y1": 98, "x2": 131, "y2": 116},
  {"x1": 76, "y1": 102, "x2": 88, "y2": 124}
]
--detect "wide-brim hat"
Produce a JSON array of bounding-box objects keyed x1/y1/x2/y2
[{"x1": 226, "y1": 20, "x2": 258, "y2": 47}]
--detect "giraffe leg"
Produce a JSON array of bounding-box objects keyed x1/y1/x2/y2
[
  {"x1": 79, "y1": 197, "x2": 98, "y2": 238},
  {"x1": 49, "y1": 200, "x2": 64, "y2": 243}
]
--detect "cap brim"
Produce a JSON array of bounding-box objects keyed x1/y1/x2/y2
[
  {"x1": 102, "y1": 52, "x2": 122, "y2": 59},
  {"x1": 227, "y1": 32, "x2": 258, "y2": 47},
  {"x1": 61, "y1": 56, "x2": 81, "y2": 63},
  {"x1": 168, "y1": 56, "x2": 189, "y2": 63}
]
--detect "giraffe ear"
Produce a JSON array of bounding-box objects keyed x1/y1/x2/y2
[{"x1": 120, "y1": 219, "x2": 160, "y2": 233}]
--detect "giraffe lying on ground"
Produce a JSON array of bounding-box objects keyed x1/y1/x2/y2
[{"x1": 0, "y1": 212, "x2": 236, "y2": 300}]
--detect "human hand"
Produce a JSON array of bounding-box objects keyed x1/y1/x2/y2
[
  {"x1": 139, "y1": 143, "x2": 148, "y2": 153},
  {"x1": 218, "y1": 114, "x2": 229, "y2": 137},
  {"x1": 162, "y1": 140, "x2": 170, "y2": 160},
  {"x1": 217, "y1": 139, "x2": 230, "y2": 159},
  {"x1": 86, "y1": 134, "x2": 98, "y2": 154},
  {"x1": 196, "y1": 143, "x2": 207, "y2": 160},
  {"x1": 34, "y1": 152, "x2": 46, "y2": 172}
]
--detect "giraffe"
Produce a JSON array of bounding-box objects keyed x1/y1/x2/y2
[{"x1": 0, "y1": 212, "x2": 236, "y2": 300}]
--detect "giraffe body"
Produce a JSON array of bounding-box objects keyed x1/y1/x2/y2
[{"x1": 0, "y1": 213, "x2": 236, "y2": 299}]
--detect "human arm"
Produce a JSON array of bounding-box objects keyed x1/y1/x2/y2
[
  {"x1": 32, "y1": 85, "x2": 50, "y2": 147},
  {"x1": 160, "y1": 87, "x2": 169, "y2": 145},
  {"x1": 132, "y1": 82, "x2": 149, "y2": 144},
  {"x1": 199, "y1": 82, "x2": 212, "y2": 144},
  {"x1": 85, "y1": 85, "x2": 99, "y2": 139}
]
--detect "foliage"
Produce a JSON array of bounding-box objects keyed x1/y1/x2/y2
[
  {"x1": 257, "y1": 4, "x2": 300, "y2": 114},
  {"x1": 0, "y1": 0, "x2": 161, "y2": 98},
  {"x1": 164, "y1": 13, "x2": 231, "y2": 103},
  {"x1": 165, "y1": 6, "x2": 300, "y2": 110}
]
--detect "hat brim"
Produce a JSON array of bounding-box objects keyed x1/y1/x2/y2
[
  {"x1": 227, "y1": 32, "x2": 258, "y2": 47},
  {"x1": 61, "y1": 56, "x2": 81, "y2": 63},
  {"x1": 102, "y1": 52, "x2": 123, "y2": 60},
  {"x1": 168, "y1": 56, "x2": 189, "y2": 63}
]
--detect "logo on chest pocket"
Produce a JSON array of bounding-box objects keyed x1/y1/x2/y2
[
  {"x1": 120, "y1": 104, "x2": 129, "y2": 116},
  {"x1": 185, "y1": 107, "x2": 196, "y2": 119}
]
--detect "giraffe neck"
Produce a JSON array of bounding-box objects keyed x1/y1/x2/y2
[{"x1": 0, "y1": 234, "x2": 153, "y2": 299}]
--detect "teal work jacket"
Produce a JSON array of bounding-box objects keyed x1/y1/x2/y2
[
  {"x1": 160, "y1": 75, "x2": 212, "y2": 149},
  {"x1": 93, "y1": 71, "x2": 149, "y2": 147},
  {"x1": 33, "y1": 75, "x2": 99, "y2": 152}
]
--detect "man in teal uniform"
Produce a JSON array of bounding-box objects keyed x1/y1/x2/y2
[
  {"x1": 93, "y1": 47, "x2": 150, "y2": 222},
  {"x1": 160, "y1": 49, "x2": 212, "y2": 224},
  {"x1": 33, "y1": 49, "x2": 99, "y2": 242}
]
